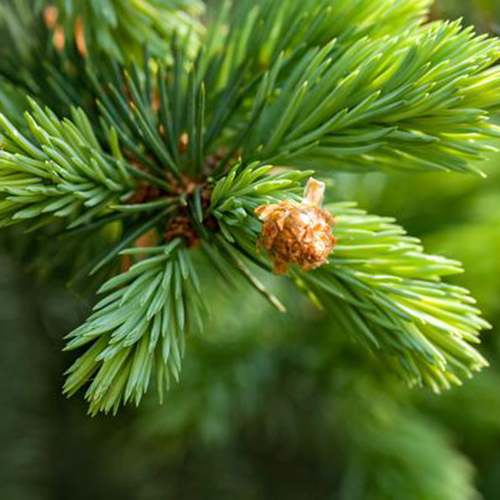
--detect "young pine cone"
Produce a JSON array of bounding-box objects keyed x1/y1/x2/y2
[{"x1": 255, "y1": 178, "x2": 336, "y2": 275}]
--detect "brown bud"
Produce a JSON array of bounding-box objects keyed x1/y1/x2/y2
[
  {"x1": 255, "y1": 178, "x2": 336, "y2": 275},
  {"x1": 44, "y1": 6, "x2": 59, "y2": 29},
  {"x1": 75, "y1": 18, "x2": 88, "y2": 58},
  {"x1": 53, "y1": 26, "x2": 66, "y2": 52}
]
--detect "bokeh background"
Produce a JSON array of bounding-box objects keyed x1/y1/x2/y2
[{"x1": 2, "y1": 1, "x2": 500, "y2": 499}]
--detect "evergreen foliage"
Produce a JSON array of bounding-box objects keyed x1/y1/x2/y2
[
  {"x1": 35, "y1": 0, "x2": 204, "y2": 61},
  {"x1": 1, "y1": 0, "x2": 500, "y2": 415}
]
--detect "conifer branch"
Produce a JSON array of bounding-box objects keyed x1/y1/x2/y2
[
  {"x1": 0, "y1": 101, "x2": 135, "y2": 228},
  {"x1": 211, "y1": 165, "x2": 490, "y2": 391},
  {"x1": 64, "y1": 239, "x2": 205, "y2": 415},
  {"x1": 238, "y1": 21, "x2": 500, "y2": 173},
  {"x1": 0, "y1": 0, "x2": 498, "y2": 414}
]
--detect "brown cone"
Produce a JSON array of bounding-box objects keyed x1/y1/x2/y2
[{"x1": 255, "y1": 179, "x2": 336, "y2": 274}]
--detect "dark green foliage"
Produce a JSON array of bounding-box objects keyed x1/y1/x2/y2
[{"x1": 337, "y1": 379, "x2": 477, "y2": 500}]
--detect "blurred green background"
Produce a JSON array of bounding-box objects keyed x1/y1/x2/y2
[{"x1": 3, "y1": 1, "x2": 500, "y2": 499}]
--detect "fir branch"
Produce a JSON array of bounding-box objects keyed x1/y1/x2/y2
[
  {"x1": 210, "y1": 165, "x2": 490, "y2": 391},
  {"x1": 0, "y1": 101, "x2": 135, "y2": 228},
  {"x1": 64, "y1": 240, "x2": 206, "y2": 415},
  {"x1": 241, "y1": 20, "x2": 500, "y2": 173},
  {"x1": 76, "y1": 13, "x2": 500, "y2": 184}
]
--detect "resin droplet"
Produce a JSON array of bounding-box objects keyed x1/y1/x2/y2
[{"x1": 255, "y1": 178, "x2": 336, "y2": 275}]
